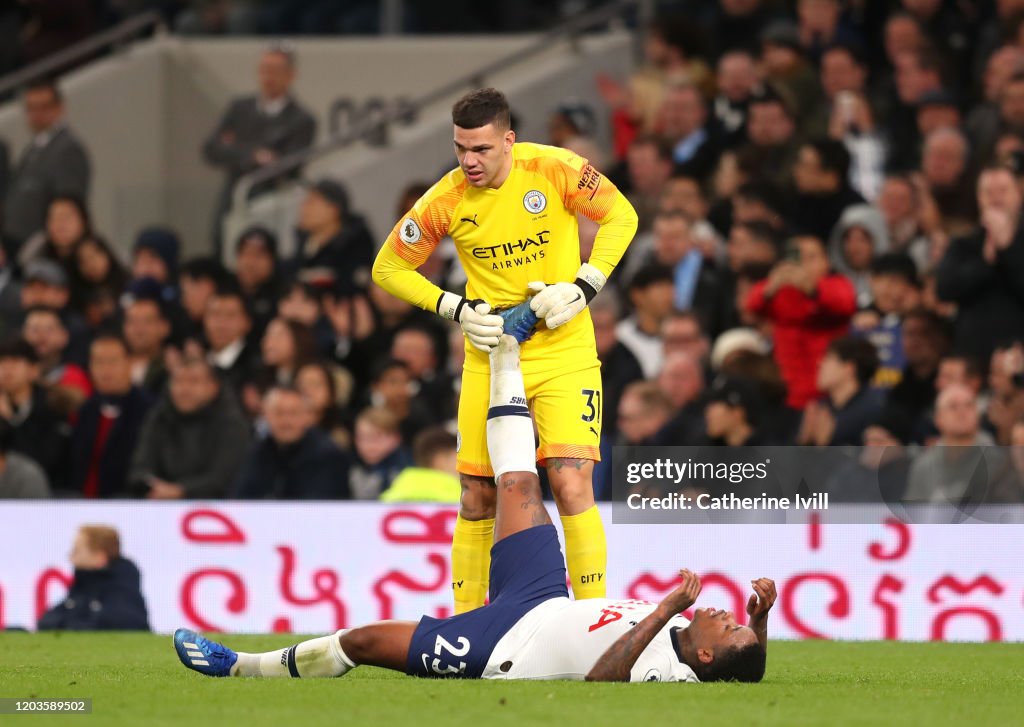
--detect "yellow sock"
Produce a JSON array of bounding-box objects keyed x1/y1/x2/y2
[
  {"x1": 451, "y1": 515, "x2": 494, "y2": 614},
  {"x1": 560, "y1": 506, "x2": 607, "y2": 599}
]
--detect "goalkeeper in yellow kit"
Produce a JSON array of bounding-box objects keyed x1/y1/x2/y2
[{"x1": 372, "y1": 88, "x2": 638, "y2": 613}]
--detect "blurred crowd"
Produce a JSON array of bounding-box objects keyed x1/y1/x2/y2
[
  {"x1": 1, "y1": 1, "x2": 1024, "y2": 506},
  {"x1": 0, "y1": 0, "x2": 591, "y2": 76}
]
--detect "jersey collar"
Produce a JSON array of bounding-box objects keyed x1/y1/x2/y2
[{"x1": 670, "y1": 626, "x2": 686, "y2": 663}]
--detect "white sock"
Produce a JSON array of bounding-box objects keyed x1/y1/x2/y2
[
  {"x1": 231, "y1": 629, "x2": 356, "y2": 678},
  {"x1": 487, "y1": 336, "x2": 537, "y2": 478}
]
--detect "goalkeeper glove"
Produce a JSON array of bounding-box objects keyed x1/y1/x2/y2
[
  {"x1": 436, "y1": 291, "x2": 504, "y2": 352},
  {"x1": 528, "y1": 263, "x2": 608, "y2": 329}
]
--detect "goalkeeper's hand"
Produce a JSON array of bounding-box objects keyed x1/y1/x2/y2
[
  {"x1": 436, "y1": 291, "x2": 503, "y2": 352},
  {"x1": 528, "y1": 263, "x2": 607, "y2": 330}
]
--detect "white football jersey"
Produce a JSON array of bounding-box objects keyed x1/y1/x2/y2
[{"x1": 482, "y1": 597, "x2": 699, "y2": 682}]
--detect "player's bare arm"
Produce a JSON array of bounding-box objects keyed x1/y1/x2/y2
[
  {"x1": 746, "y1": 578, "x2": 777, "y2": 650},
  {"x1": 585, "y1": 569, "x2": 702, "y2": 682}
]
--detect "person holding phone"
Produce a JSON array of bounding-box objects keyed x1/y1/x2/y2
[{"x1": 745, "y1": 235, "x2": 857, "y2": 409}]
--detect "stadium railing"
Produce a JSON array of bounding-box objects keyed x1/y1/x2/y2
[
  {"x1": 0, "y1": 11, "x2": 166, "y2": 102},
  {"x1": 223, "y1": 0, "x2": 652, "y2": 229}
]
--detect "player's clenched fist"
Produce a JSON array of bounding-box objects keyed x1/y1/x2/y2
[
  {"x1": 661, "y1": 568, "x2": 702, "y2": 614},
  {"x1": 436, "y1": 291, "x2": 504, "y2": 352}
]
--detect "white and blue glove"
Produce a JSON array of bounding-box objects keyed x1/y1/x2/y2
[
  {"x1": 436, "y1": 291, "x2": 504, "y2": 352},
  {"x1": 528, "y1": 263, "x2": 607, "y2": 330}
]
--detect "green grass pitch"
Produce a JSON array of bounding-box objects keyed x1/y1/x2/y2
[{"x1": 3, "y1": 633, "x2": 1023, "y2": 726}]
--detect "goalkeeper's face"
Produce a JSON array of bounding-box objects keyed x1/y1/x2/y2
[{"x1": 454, "y1": 123, "x2": 515, "y2": 188}]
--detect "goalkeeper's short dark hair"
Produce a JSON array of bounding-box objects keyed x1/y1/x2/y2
[
  {"x1": 696, "y1": 642, "x2": 766, "y2": 683},
  {"x1": 452, "y1": 88, "x2": 511, "y2": 130}
]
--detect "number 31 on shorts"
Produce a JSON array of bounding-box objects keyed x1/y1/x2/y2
[{"x1": 581, "y1": 388, "x2": 601, "y2": 424}]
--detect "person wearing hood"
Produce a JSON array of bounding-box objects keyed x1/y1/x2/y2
[
  {"x1": 131, "y1": 227, "x2": 180, "y2": 294},
  {"x1": 37, "y1": 525, "x2": 149, "y2": 631},
  {"x1": 293, "y1": 178, "x2": 375, "y2": 299},
  {"x1": 829, "y1": 203, "x2": 890, "y2": 308},
  {"x1": 129, "y1": 355, "x2": 251, "y2": 500},
  {"x1": 130, "y1": 227, "x2": 188, "y2": 342}
]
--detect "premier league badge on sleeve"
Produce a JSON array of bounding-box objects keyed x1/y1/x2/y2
[
  {"x1": 523, "y1": 190, "x2": 547, "y2": 214},
  {"x1": 400, "y1": 218, "x2": 422, "y2": 244}
]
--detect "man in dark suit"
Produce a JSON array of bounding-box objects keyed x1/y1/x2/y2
[
  {"x1": 70, "y1": 333, "x2": 153, "y2": 498},
  {"x1": 203, "y1": 284, "x2": 260, "y2": 399},
  {"x1": 2, "y1": 79, "x2": 91, "y2": 256},
  {"x1": 202, "y1": 44, "x2": 317, "y2": 246}
]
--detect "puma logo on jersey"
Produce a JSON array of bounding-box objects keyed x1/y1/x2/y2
[
  {"x1": 460, "y1": 214, "x2": 480, "y2": 227},
  {"x1": 589, "y1": 426, "x2": 599, "y2": 438}
]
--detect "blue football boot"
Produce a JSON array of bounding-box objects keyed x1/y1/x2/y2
[
  {"x1": 498, "y1": 300, "x2": 540, "y2": 343},
  {"x1": 174, "y1": 628, "x2": 238, "y2": 677}
]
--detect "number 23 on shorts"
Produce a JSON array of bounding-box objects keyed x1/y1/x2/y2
[{"x1": 422, "y1": 634, "x2": 471, "y2": 675}]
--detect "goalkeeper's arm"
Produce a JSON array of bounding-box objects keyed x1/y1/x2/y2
[
  {"x1": 372, "y1": 243, "x2": 503, "y2": 352},
  {"x1": 531, "y1": 190, "x2": 638, "y2": 328}
]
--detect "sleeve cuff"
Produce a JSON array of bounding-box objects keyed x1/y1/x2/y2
[{"x1": 575, "y1": 262, "x2": 607, "y2": 303}]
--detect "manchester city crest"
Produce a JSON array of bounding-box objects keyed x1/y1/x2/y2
[{"x1": 523, "y1": 189, "x2": 547, "y2": 214}]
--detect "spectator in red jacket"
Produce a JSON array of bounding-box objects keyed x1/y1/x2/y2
[{"x1": 745, "y1": 234, "x2": 857, "y2": 409}]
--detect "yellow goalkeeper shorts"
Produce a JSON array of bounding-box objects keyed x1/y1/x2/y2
[{"x1": 456, "y1": 359, "x2": 602, "y2": 477}]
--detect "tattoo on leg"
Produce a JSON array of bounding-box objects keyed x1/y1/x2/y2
[
  {"x1": 460, "y1": 474, "x2": 496, "y2": 489},
  {"x1": 530, "y1": 499, "x2": 550, "y2": 526},
  {"x1": 549, "y1": 457, "x2": 586, "y2": 473}
]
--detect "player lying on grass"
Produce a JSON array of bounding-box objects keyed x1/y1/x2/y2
[{"x1": 175, "y1": 315, "x2": 775, "y2": 683}]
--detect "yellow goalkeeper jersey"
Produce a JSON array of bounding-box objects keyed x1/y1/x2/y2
[{"x1": 373, "y1": 142, "x2": 638, "y2": 373}]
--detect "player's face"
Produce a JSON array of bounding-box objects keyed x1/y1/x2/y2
[
  {"x1": 454, "y1": 123, "x2": 514, "y2": 188},
  {"x1": 688, "y1": 607, "x2": 759, "y2": 655}
]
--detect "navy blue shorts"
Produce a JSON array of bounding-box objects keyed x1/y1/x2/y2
[{"x1": 405, "y1": 524, "x2": 568, "y2": 678}]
